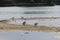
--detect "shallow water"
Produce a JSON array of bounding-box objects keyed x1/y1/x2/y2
[{"x1": 0, "y1": 31, "x2": 60, "y2": 40}]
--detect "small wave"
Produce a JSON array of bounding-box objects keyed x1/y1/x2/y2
[{"x1": 24, "y1": 11, "x2": 46, "y2": 14}]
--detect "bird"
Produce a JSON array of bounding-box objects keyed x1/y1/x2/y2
[
  {"x1": 34, "y1": 22, "x2": 38, "y2": 26},
  {"x1": 22, "y1": 21, "x2": 26, "y2": 26}
]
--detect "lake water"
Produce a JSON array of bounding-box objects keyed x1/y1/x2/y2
[
  {"x1": 0, "y1": 5, "x2": 60, "y2": 19},
  {"x1": 0, "y1": 5, "x2": 60, "y2": 27},
  {"x1": 0, "y1": 31, "x2": 60, "y2": 40}
]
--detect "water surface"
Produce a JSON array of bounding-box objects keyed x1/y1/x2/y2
[{"x1": 0, "y1": 31, "x2": 60, "y2": 40}]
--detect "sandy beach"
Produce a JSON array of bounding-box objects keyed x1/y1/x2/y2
[{"x1": 0, "y1": 19, "x2": 60, "y2": 32}]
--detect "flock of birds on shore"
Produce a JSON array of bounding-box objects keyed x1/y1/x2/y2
[
  {"x1": 0, "y1": 16, "x2": 60, "y2": 27},
  {"x1": 0, "y1": 17, "x2": 60, "y2": 33},
  {"x1": 10, "y1": 17, "x2": 39, "y2": 26},
  {"x1": 8, "y1": 16, "x2": 60, "y2": 26}
]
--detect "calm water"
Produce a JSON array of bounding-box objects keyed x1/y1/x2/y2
[
  {"x1": 0, "y1": 5, "x2": 60, "y2": 27},
  {"x1": 0, "y1": 31, "x2": 60, "y2": 40},
  {"x1": 0, "y1": 5, "x2": 60, "y2": 19}
]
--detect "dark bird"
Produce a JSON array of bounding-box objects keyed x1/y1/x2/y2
[{"x1": 22, "y1": 21, "x2": 26, "y2": 26}]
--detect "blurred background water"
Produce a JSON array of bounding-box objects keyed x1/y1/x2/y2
[{"x1": 0, "y1": 5, "x2": 60, "y2": 19}]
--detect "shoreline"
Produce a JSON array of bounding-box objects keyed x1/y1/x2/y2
[
  {"x1": 0, "y1": 30, "x2": 59, "y2": 33},
  {"x1": 10, "y1": 17, "x2": 60, "y2": 20},
  {"x1": 0, "y1": 23, "x2": 60, "y2": 32},
  {"x1": 0, "y1": 17, "x2": 60, "y2": 32}
]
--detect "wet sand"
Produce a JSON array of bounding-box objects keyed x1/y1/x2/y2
[
  {"x1": 0, "y1": 21, "x2": 60, "y2": 32},
  {"x1": 0, "y1": 17, "x2": 60, "y2": 32}
]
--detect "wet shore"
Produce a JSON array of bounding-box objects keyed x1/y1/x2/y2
[
  {"x1": 0, "y1": 20, "x2": 60, "y2": 32},
  {"x1": 0, "y1": 17, "x2": 60, "y2": 32}
]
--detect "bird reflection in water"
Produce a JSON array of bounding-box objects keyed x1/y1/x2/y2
[{"x1": 24, "y1": 32, "x2": 29, "y2": 34}]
